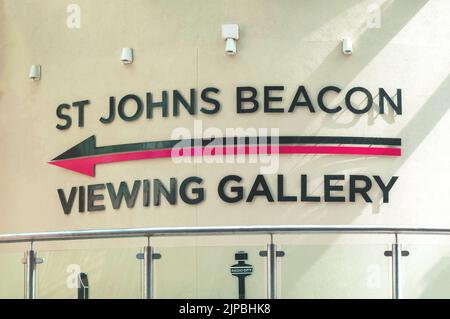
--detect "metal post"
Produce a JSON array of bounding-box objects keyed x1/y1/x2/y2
[
  {"x1": 77, "y1": 272, "x2": 89, "y2": 299},
  {"x1": 143, "y1": 242, "x2": 154, "y2": 299},
  {"x1": 391, "y1": 234, "x2": 401, "y2": 299},
  {"x1": 267, "y1": 237, "x2": 277, "y2": 299},
  {"x1": 25, "y1": 249, "x2": 37, "y2": 299}
]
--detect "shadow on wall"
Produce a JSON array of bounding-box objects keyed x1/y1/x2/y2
[
  {"x1": 286, "y1": 75, "x2": 450, "y2": 224},
  {"x1": 276, "y1": 0, "x2": 448, "y2": 287},
  {"x1": 279, "y1": 75, "x2": 449, "y2": 295},
  {"x1": 305, "y1": 0, "x2": 429, "y2": 92},
  {"x1": 282, "y1": 0, "x2": 445, "y2": 222},
  {"x1": 307, "y1": 0, "x2": 429, "y2": 133},
  {"x1": 253, "y1": 0, "x2": 360, "y2": 39}
]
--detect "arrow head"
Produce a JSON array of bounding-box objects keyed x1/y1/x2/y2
[
  {"x1": 49, "y1": 135, "x2": 97, "y2": 177},
  {"x1": 51, "y1": 135, "x2": 97, "y2": 161}
]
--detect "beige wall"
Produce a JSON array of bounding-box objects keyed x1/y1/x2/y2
[{"x1": 0, "y1": 0, "x2": 449, "y2": 298}]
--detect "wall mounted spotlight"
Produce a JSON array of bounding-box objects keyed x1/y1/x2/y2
[
  {"x1": 342, "y1": 37, "x2": 352, "y2": 55},
  {"x1": 120, "y1": 48, "x2": 133, "y2": 64},
  {"x1": 221, "y1": 24, "x2": 239, "y2": 55},
  {"x1": 29, "y1": 64, "x2": 41, "y2": 80}
]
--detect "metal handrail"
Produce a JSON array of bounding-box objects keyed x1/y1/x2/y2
[
  {"x1": 3, "y1": 225, "x2": 450, "y2": 300},
  {"x1": 1, "y1": 225, "x2": 450, "y2": 244}
]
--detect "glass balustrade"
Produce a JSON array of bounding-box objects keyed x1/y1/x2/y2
[
  {"x1": 0, "y1": 244, "x2": 26, "y2": 299},
  {"x1": 401, "y1": 235, "x2": 450, "y2": 298},
  {"x1": 151, "y1": 236, "x2": 267, "y2": 299},
  {"x1": 0, "y1": 227, "x2": 449, "y2": 299},
  {"x1": 276, "y1": 236, "x2": 392, "y2": 298},
  {"x1": 33, "y1": 242, "x2": 144, "y2": 299}
]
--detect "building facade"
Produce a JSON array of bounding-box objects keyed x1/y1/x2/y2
[{"x1": 0, "y1": 0, "x2": 449, "y2": 298}]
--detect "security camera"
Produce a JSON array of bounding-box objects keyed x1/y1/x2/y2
[
  {"x1": 342, "y1": 37, "x2": 352, "y2": 55},
  {"x1": 221, "y1": 24, "x2": 239, "y2": 55},
  {"x1": 29, "y1": 65, "x2": 41, "y2": 80},
  {"x1": 225, "y1": 38, "x2": 237, "y2": 55},
  {"x1": 120, "y1": 47, "x2": 133, "y2": 64}
]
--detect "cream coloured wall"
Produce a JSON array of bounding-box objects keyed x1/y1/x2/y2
[{"x1": 0, "y1": 0, "x2": 449, "y2": 298}]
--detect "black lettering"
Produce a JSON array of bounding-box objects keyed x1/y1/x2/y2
[
  {"x1": 218, "y1": 175, "x2": 243, "y2": 203},
  {"x1": 318, "y1": 86, "x2": 342, "y2": 113},
  {"x1": 324, "y1": 175, "x2": 345, "y2": 202},
  {"x1": 379, "y1": 88, "x2": 402, "y2": 115},
  {"x1": 146, "y1": 91, "x2": 169, "y2": 118},
  {"x1": 57, "y1": 187, "x2": 77, "y2": 215},
  {"x1": 289, "y1": 86, "x2": 315, "y2": 112},
  {"x1": 277, "y1": 175, "x2": 297, "y2": 202},
  {"x1": 246, "y1": 175, "x2": 274, "y2": 202},
  {"x1": 87, "y1": 184, "x2": 105, "y2": 211},
  {"x1": 107, "y1": 181, "x2": 141, "y2": 209},
  {"x1": 118, "y1": 94, "x2": 143, "y2": 121},
  {"x1": 180, "y1": 176, "x2": 204, "y2": 205},
  {"x1": 100, "y1": 96, "x2": 116, "y2": 124},
  {"x1": 264, "y1": 86, "x2": 284, "y2": 113},
  {"x1": 345, "y1": 87, "x2": 373, "y2": 114},
  {"x1": 173, "y1": 89, "x2": 196, "y2": 116},
  {"x1": 301, "y1": 174, "x2": 320, "y2": 202},
  {"x1": 373, "y1": 176, "x2": 398, "y2": 203},
  {"x1": 200, "y1": 87, "x2": 221, "y2": 114},
  {"x1": 154, "y1": 178, "x2": 177, "y2": 206},
  {"x1": 79, "y1": 186, "x2": 85, "y2": 213},
  {"x1": 237, "y1": 87, "x2": 259, "y2": 113},
  {"x1": 56, "y1": 104, "x2": 72, "y2": 130},
  {"x1": 143, "y1": 179, "x2": 150, "y2": 207},
  {"x1": 349, "y1": 175, "x2": 372, "y2": 202},
  {"x1": 72, "y1": 100, "x2": 90, "y2": 127}
]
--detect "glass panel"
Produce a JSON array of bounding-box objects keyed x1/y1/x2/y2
[
  {"x1": 402, "y1": 238, "x2": 450, "y2": 298},
  {"x1": 36, "y1": 247, "x2": 142, "y2": 299},
  {"x1": 279, "y1": 238, "x2": 392, "y2": 298},
  {"x1": 0, "y1": 250, "x2": 25, "y2": 299},
  {"x1": 153, "y1": 236, "x2": 266, "y2": 299}
]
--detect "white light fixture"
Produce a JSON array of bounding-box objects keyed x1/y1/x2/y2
[
  {"x1": 29, "y1": 64, "x2": 41, "y2": 80},
  {"x1": 120, "y1": 47, "x2": 133, "y2": 64},
  {"x1": 221, "y1": 24, "x2": 239, "y2": 55},
  {"x1": 342, "y1": 37, "x2": 352, "y2": 55}
]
